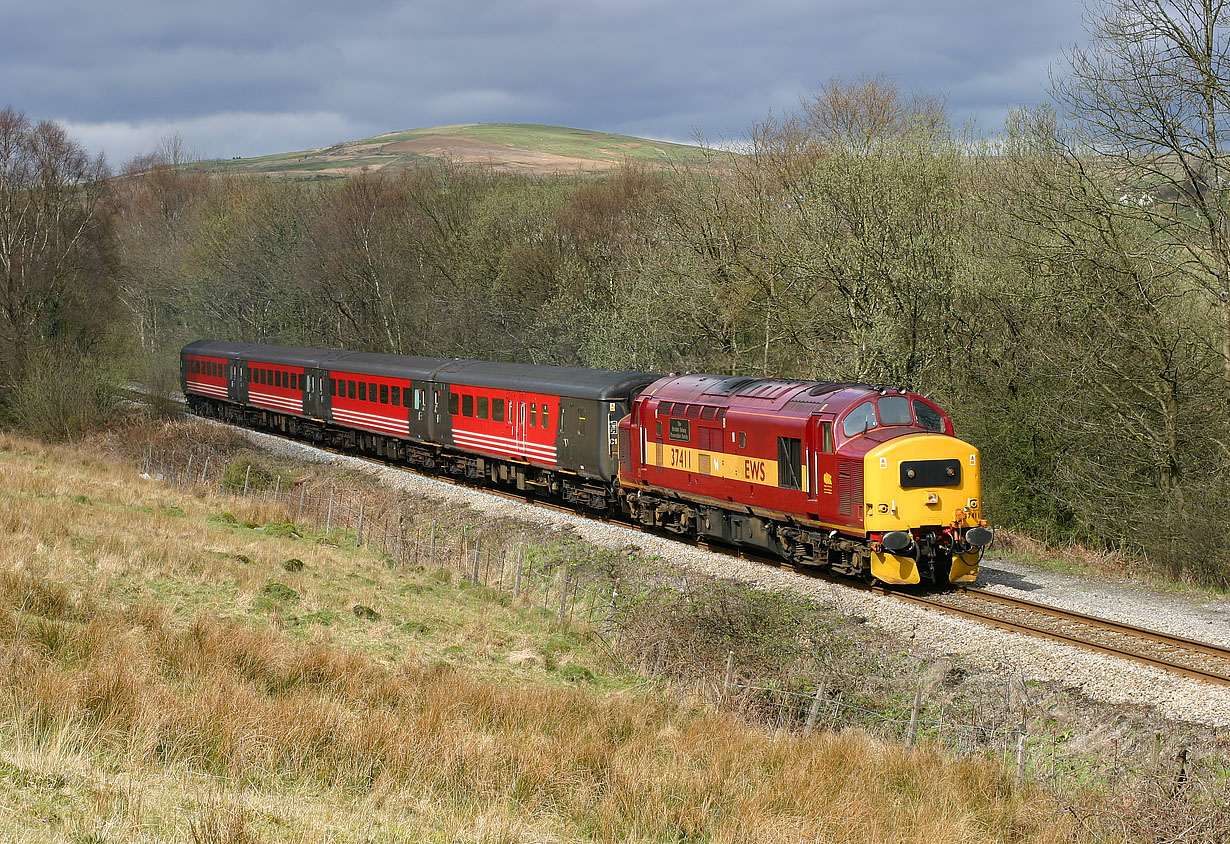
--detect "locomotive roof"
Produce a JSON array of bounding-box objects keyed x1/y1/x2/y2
[
  {"x1": 182, "y1": 340, "x2": 658, "y2": 400},
  {"x1": 642, "y1": 373, "x2": 914, "y2": 414}
]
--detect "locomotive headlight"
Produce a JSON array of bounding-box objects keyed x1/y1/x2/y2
[{"x1": 964, "y1": 526, "x2": 994, "y2": 548}]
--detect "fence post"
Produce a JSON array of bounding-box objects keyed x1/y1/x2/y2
[
  {"x1": 357, "y1": 498, "x2": 366, "y2": 545},
  {"x1": 396, "y1": 511, "x2": 405, "y2": 566},
  {"x1": 273, "y1": 475, "x2": 281, "y2": 499},
  {"x1": 201, "y1": 455, "x2": 210, "y2": 485},
  {"x1": 723, "y1": 651, "x2": 735, "y2": 700},
  {"x1": 297, "y1": 485, "x2": 306, "y2": 522},
  {"x1": 804, "y1": 683, "x2": 825, "y2": 735},
  {"x1": 557, "y1": 564, "x2": 571, "y2": 627},
  {"x1": 514, "y1": 544, "x2": 523, "y2": 596},
  {"x1": 471, "y1": 528, "x2": 482, "y2": 585},
  {"x1": 429, "y1": 521, "x2": 436, "y2": 569},
  {"x1": 1015, "y1": 733, "x2": 1027, "y2": 779},
  {"x1": 326, "y1": 486, "x2": 334, "y2": 532},
  {"x1": 906, "y1": 683, "x2": 923, "y2": 748},
  {"x1": 185, "y1": 454, "x2": 194, "y2": 485},
  {"x1": 242, "y1": 465, "x2": 251, "y2": 497}
]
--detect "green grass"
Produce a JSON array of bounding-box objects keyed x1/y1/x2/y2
[{"x1": 195, "y1": 122, "x2": 718, "y2": 179}]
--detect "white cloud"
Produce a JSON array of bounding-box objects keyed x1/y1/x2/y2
[{"x1": 56, "y1": 111, "x2": 372, "y2": 168}]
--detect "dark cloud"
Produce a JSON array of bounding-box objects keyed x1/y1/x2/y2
[{"x1": 2, "y1": 0, "x2": 1087, "y2": 165}]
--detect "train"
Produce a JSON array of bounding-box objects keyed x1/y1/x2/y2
[{"x1": 182, "y1": 340, "x2": 993, "y2": 585}]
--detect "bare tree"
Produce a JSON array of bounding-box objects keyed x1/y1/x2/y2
[
  {"x1": 1054, "y1": 0, "x2": 1230, "y2": 381},
  {"x1": 0, "y1": 106, "x2": 116, "y2": 386}
]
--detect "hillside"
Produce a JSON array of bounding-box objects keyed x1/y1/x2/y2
[
  {"x1": 198, "y1": 123, "x2": 715, "y2": 179},
  {"x1": 0, "y1": 426, "x2": 1088, "y2": 843}
]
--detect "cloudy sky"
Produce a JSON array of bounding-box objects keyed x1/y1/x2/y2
[{"x1": 3, "y1": 0, "x2": 1088, "y2": 167}]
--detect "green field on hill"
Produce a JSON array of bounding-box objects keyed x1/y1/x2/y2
[{"x1": 198, "y1": 122, "x2": 716, "y2": 179}]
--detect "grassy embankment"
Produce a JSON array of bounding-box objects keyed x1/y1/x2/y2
[{"x1": 0, "y1": 430, "x2": 1087, "y2": 843}]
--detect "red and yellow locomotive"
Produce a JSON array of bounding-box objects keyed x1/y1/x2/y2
[{"x1": 619, "y1": 374, "x2": 992, "y2": 585}]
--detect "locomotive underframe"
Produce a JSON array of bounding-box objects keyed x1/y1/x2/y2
[{"x1": 624, "y1": 486, "x2": 961, "y2": 585}]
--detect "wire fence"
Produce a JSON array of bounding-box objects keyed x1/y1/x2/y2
[{"x1": 141, "y1": 447, "x2": 1055, "y2": 775}]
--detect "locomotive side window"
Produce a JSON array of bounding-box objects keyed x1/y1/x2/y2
[
  {"x1": 778, "y1": 437, "x2": 803, "y2": 490},
  {"x1": 462, "y1": 395, "x2": 474, "y2": 417},
  {"x1": 842, "y1": 402, "x2": 877, "y2": 437},
  {"x1": 878, "y1": 396, "x2": 911, "y2": 425},
  {"x1": 493, "y1": 398, "x2": 504, "y2": 422},
  {"x1": 913, "y1": 400, "x2": 944, "y2": 432},
  {"x1": 477, "y1": 397, "x2": 488, "y2": 419},
  {"x1": 739, "y1": 431, "x2": 747, "y2": 449},
  {"x1": 821, "y1": 421, "x2": 834, "y2": 453}
]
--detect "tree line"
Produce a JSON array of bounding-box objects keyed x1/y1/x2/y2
[{"x1": 2, "y1": 0, "x2": 1228, "y2": 587}]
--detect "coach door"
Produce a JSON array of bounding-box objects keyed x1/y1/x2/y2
[
  {"x1": 515, "y1": 398, "x2": 528, "y2": 459},
  {"x1": 303, "y1": 368, "x2": 328, "y2": 420},
  {"x1": 229, "y1": 361, "x2": 246, "y2": 404}
]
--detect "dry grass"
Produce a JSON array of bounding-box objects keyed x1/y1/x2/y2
[{"x1": 0, "y1": 433, "x2": 1098, "y2": 842}]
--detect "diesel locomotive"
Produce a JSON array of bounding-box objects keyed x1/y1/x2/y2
[{"x1": 182, "y1": 340, "x2": 992, "y2": 585}]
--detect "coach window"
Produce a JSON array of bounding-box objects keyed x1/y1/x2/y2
[
  {"x1": 346, "y1": 381, "x2": 355, "y2": 400},
  {"x1": 417, "y1": 389, "x2": 426, "y2": 411},
  {"x1": 358, "y1": 382, "x2": 367, "y2": 402},
  {"x1": 448, "y1": 392, "x2": 459, "y2": 415},
  {"x1": 493, "y1": 398, "x2": 504, "y2": 422},
  {"x1": 477, "y1": 396, "x2": 488, "y2": 419},
  {"x1": 542, "y1": 405, "x2": 550, "y2": 431},
  {"x1": 380, "y1": 384, "x2": 389, "y2": 404},
  {"x1": 842, "y1": 402, "x2": 877, "y2": 438},
  {"x1": 462, "y1": 395, "x2": 474, "y2": 417},
  {"x1": 391, "y1": 386, "x2": 400, "y2": 406}
]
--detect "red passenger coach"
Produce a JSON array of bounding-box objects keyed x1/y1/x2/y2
[
  {"x1": 247, "y1": 360, "x2": 305, "y2": 417},
  {"x1": 328, "y1": 369, "x2": 412, "y2": 438},
  {"x1": 184, "y1": 353, "x2": 231, "y2": 402}
]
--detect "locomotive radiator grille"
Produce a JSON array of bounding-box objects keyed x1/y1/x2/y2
[
  {"x1": 618, "y1": 428, "x2": 632, "y2": 474},
  {"x1": 837, "y1": 459, "x2": 863, "y2": 514}
]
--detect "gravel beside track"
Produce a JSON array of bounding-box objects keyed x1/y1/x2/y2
[{"x1": 229, "y1": 424, "x2": 1230, "y2": 727}]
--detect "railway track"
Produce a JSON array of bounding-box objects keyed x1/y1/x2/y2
[
  {"x1": 172, "y1": 398, "x2": 1230, "y2": 689},
  {"x1": 877, "y1": 586, "x2": 1230, "y2": 687}
]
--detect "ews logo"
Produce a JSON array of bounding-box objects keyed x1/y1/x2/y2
[{"x1": 743, "y1": 459, "x2": 767, "y2": 482}]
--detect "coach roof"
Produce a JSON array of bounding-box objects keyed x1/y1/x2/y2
[{"x1": 183, "y1": 341, "x2": 658, "y2": 399}]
